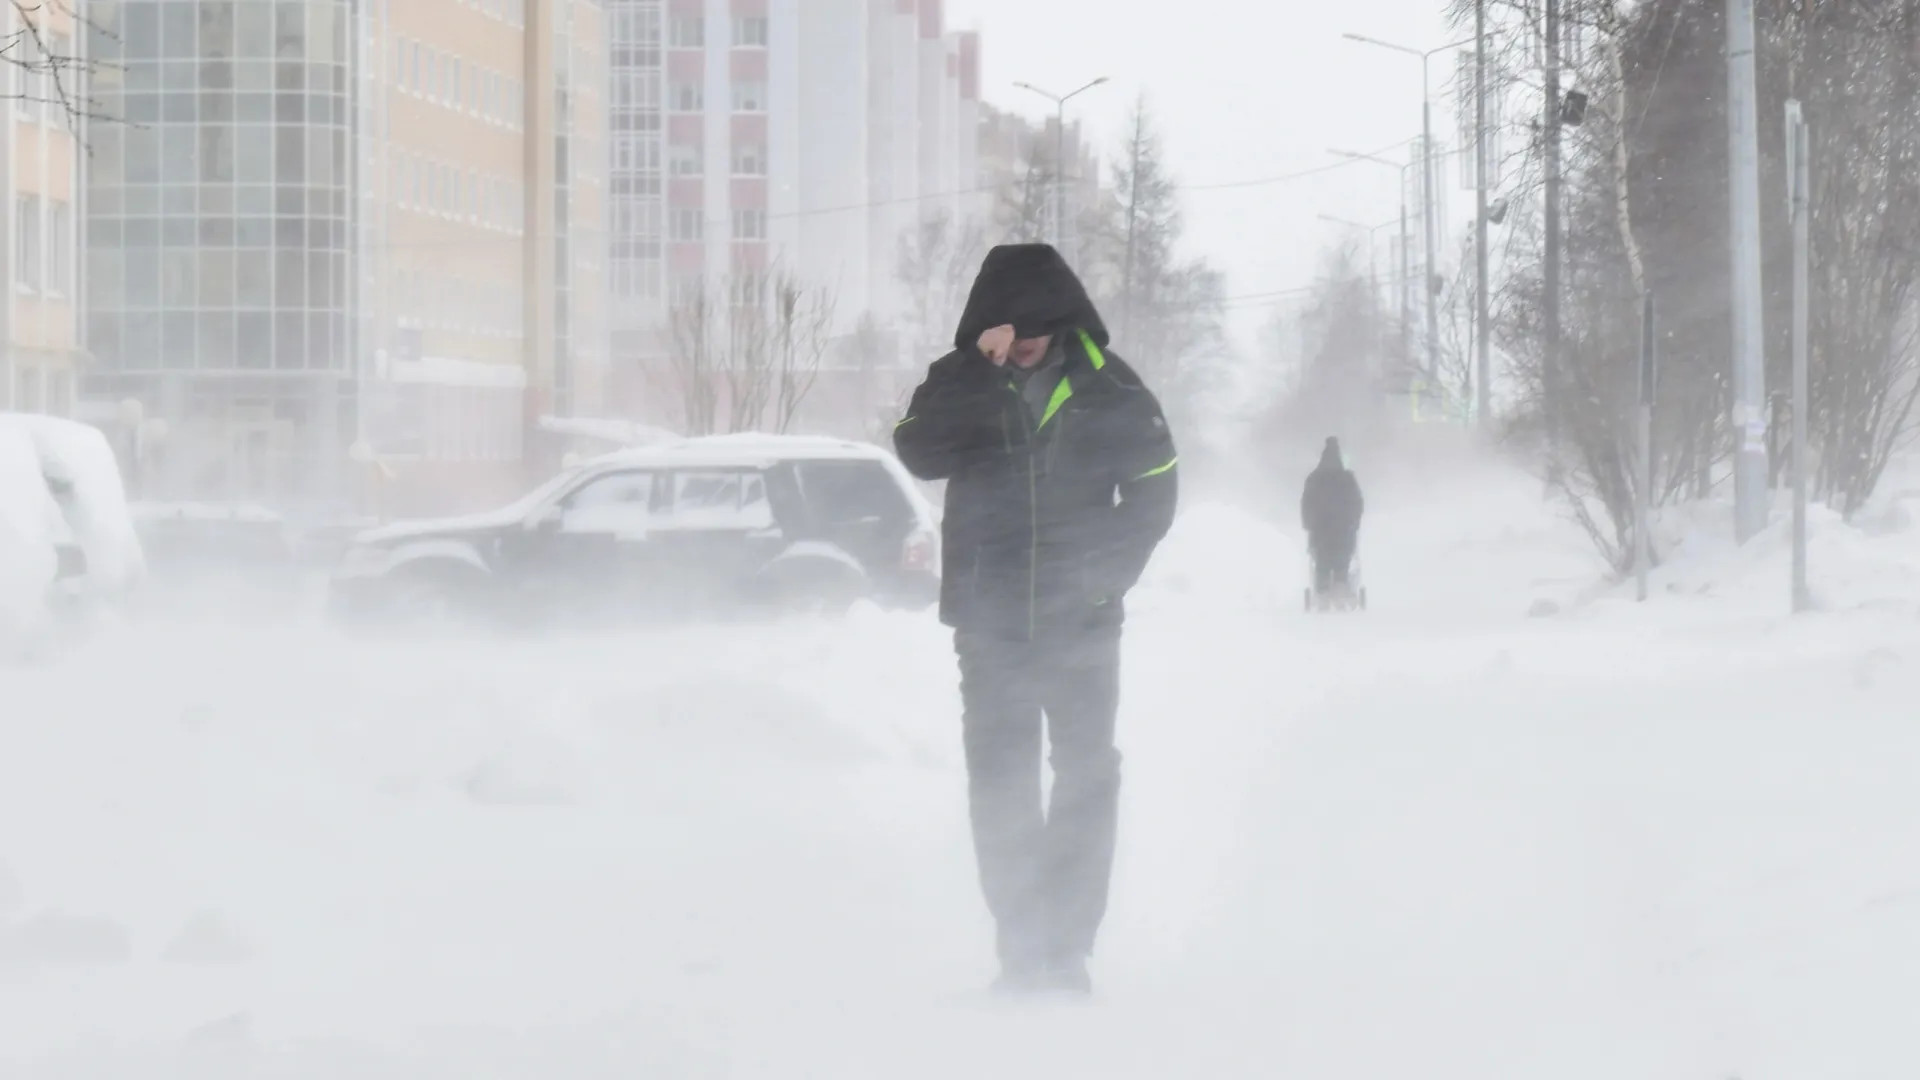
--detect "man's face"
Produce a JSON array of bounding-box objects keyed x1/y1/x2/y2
[{"x1": 1008, "y1": 334, "x2": 1053, "y2": 369}]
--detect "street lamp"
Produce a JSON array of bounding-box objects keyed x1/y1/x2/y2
[
  {"x1": 1342, "y1": 31, "x2": 1479, "y2": 385},
  {"x1": 1331, "y1": 149, "x2": 1418, "y2": 368},
  {"x1": 1013, "y1": 76, "x2": 1110, "y2": 252}
]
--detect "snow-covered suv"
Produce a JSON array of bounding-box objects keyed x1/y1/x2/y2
[
  {"x1": 0, "y1": 414, "x2": 145, "y2": 656},
  {"x1": 328, "y1": 434, "x2": 941, "y2": 630}
]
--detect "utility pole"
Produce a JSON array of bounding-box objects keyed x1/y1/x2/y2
[
  {"x1": 1787, "y1": 99, "x2": 1811, "y2": 612},
  {"x1": 1055, "y1": 109, "x2": 1068, "y2": 250},
  {"x1": 1543, "y1": 0, "x2": 1563, "y2": 462},
  {"x1": 1341, "y1": 34, "x2": 1479, "y2": 383},
  {"x1": 1422, "y1": 89, "x2": 1439, "y2": 383},
  {"x1": 1014, "y1": 77, "x2": 1109, "y2": 255},
  {"x1": 1400, "y1": 197, "x2": 1412, "y2": 368},
  {"x1": 1474, "y1": 0, "x2": 1491, "y2": 428},
  {"x1": 1636, "y1": 293, "x2": 1656, "y2": 602},
  {"x1": 1332, "y1": 149, "x2": 1418, "y2": 374},
  {"x1": 1727, "y1": 0, "x2": 1769, "y2": 543}
]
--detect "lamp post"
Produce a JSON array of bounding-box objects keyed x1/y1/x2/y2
[
  {"x1": 1013, "y1": 76, "x2": 1110, "y2": 253},
  {"x1": 1342, "y1": 31, "x2": 1479, "y2": 385},
  {"x1": 1331, "y1": 150, "x2": 1417, "y2": 372}
]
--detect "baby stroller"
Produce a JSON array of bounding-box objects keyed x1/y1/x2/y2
[{"x1": 1304, "y1": 543, "x2": 1367, "y2": 613}]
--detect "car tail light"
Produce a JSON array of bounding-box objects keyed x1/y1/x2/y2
[{"x1": 903, "y1": 526, "x2": 938, "y2": 574}]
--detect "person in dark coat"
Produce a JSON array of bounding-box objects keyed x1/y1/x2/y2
[
  {"x1": 1301, "y1": 436, "x2": 1364, "y2": 593},
  {"x1": 892, "y1": 243, "x2": 1178, "y2": 995}
]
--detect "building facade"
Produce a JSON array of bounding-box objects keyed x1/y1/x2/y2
[
  {"x1": 81, "y1": 0, "x2": 605, "y2": 515},
  {"x1": 1, "y1": 3, "x2": 86, "y2": 418},
  {"x1": 606, "y1": 0, "x2": 980, "y2": 434}
]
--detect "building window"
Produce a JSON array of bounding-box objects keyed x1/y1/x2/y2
[
  {"x1": 730, "y1": 81, "x2": 766, "y2": 113},
  {"x1": 46, "y1": 200, "x2": 70, "y2": 295},
  {"x1": 669, "y1": 208, "x2": 704, "y2": 241},
  {"x1": 668, "y1": 16, "x2": 704, "y2": 48},
  {"x1": 732, "y1": 17, "x2": 769, "y2": 47},
  {"x1": 668, "y1": 143, "x2": 701, "y2": 176},
  {"x1": 613, "y1": 71, "x2": 659, "y2": 109},
  {"x1": 15, "y1": 45, "x2": 39, "y2": 120},
  {"x1": 14, "y1": 194, "x2": 40, "y2": 291},
  {"x1": 669, "y1": 81, "x2": 702, "y2": 112},
  {"x1": 731, "y1": 208, "x2": 766, "y2": 241},
  {"x1": 731, "y1": 142, "x2": 765, "y2": 176}
]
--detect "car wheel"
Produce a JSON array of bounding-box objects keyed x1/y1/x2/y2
[{"x1": 376, "y1": 568, "x2": 483, "y2": 633}]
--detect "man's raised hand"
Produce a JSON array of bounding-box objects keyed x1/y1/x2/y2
[{"x1": 977, "y1": 324, "x2": 1016, "y2": 366}]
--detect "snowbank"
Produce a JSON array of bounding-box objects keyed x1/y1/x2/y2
[
  {"x1": 1, "y1": 449, "x2": 1916, "y2": 1077},
  {"x1": 0, "y1": 424, "x2": 59, "y2": 654},
  {"x1": 1560, "y1": 492, "x2": 1920, "y2": 623}
]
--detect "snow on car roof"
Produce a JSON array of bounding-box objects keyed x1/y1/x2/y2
[
  {"x1": 131, "y1": 501, "x2": 287, "y2": 524},
  {"x1": 586, "y1": 432, "x2": 895, "y2": 468}
]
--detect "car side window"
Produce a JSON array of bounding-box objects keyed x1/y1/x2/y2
[
  {"x1": 660, "y1": 469, "x2": 774, "y2": 530},
  {"x1": 793, "y1": 460, "x2": 911, "y2": 526},
  {"x1": 559, "y1": 470, "x2": 657, "y2": 533}
]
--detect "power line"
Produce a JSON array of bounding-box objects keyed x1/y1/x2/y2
[
  {"x1": 732, "y1": 135, "x2": 1424, "y2": 224},
  {"x1": 1184, "y1": 137, "x2": 1420, "y2": 191}
]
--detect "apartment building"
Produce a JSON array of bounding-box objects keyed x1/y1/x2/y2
[
  {"x1": 606, "y1": 0, "x2": 981, "y2": 430},
  {"x1": 1, "y1": 3, "x2": 86, "y2": 417},
  {"x1": 81, "y1": 0, "x2": 605, "y2": 514}
]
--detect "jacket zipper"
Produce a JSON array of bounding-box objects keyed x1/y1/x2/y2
[{"x1": 1006, "y1": 376, "x2": 1040, "y2": 640}]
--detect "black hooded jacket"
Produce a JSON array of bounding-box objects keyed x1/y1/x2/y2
[
  {"x1": 893, "y1": 244, "x2": 1179, "y2": 639},
  {"x1": 1301, "y1": 437, "x2": 1364, "y2": 542}
]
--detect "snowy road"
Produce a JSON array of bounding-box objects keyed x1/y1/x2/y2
[{"x1": 4, "y1": 449, "x2": 1919, "y2": 1078}]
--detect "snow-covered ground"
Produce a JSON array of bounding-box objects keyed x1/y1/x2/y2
[{"x1": 3, "y1": 437, "x2": 1919, "y2": 1078}]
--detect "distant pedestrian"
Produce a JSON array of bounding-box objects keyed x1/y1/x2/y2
[
  {"x1": 892, "y1": 243, "x2": 1179, "y2": 996},
  {"x1": 1302, "y1": 436, "x2": 1364, "y2": 594}
]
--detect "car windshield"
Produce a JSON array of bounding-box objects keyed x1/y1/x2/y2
[{"x1": 496, "y1": 466, "x2": 585, "y2": 520}]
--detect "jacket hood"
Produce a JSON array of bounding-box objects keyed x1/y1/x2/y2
[
  {"x1": 1319, "y1": 437, "x2": 1343, "y2": 469},
  {"x1": 953, "y1": 243, "x2": 1110, "y2": 351}
]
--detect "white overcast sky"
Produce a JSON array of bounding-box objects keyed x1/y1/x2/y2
[{"x1": 943, "y1": 0, "x2": 1457, "y2": 350}]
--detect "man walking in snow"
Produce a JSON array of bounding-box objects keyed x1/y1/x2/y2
[
  {"x1": 893, "y1": 243, "x2": 1179, "y2": 996},
  {"x1": 1302, "y1": 436, "x2": 1364, "y2": 594}
]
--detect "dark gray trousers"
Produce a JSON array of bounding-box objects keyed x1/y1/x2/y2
[{"x1": 954, "y1": 627, "x2": 1123, "y2": 969}]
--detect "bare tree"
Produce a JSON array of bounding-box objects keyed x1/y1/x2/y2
[
  {"x1": 1262, "y1": 244, "x2": 1395, "y2": 453},
  {"x1": 667, "y1": 265, "x2": 839, "y2": 435},
  {"x1": 666, "y1": 280, "x2": 723, "y2": 437},
  {"x1": 7, "y1": 0, "x2": 120, "y2": 134},
  {"x1": 768, "y1": 268, "x2": 837, "y2": 434},
  {"x1": 895, "y1": 208, "x2": 986, "y2": 358},
  {"x1": 723, "y1": 270, "x2": 774, "y2": 434},
  {"x1": 1450, "y1": 0, "x2": 1920, "y2": 574}
]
